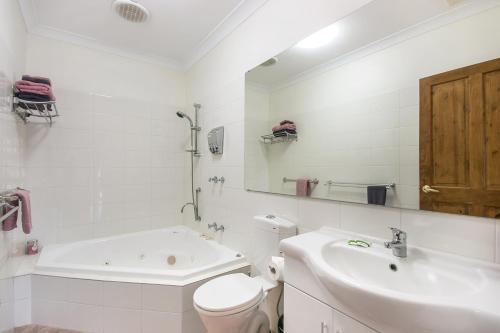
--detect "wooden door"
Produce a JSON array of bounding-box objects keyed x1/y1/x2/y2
[{"x1": 420, "y1": 58, "x2": 500, "y2": 218}]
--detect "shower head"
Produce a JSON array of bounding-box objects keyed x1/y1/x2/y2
[{"x1": 176, "y1": 111, "x2": 194, "y2": 127}]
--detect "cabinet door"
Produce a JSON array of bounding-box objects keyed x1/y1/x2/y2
[
  {"x1": 333, "y1": 310, "x2": 377, "y2": 333},
  {"x1": 284, "y1": 284, "x2": 333, "y2": 333}
]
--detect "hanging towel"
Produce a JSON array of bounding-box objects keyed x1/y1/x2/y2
[
  {"x1": 367, "y1": 186, "x2": 387, "y2": 205},
  {"x1": 296, "y1": 179, "x2": 311, "y2": 197},
  {"x1": 1, "y1": 189, "x2": 32, "y2": 234}
]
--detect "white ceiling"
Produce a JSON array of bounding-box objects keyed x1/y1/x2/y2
[{"x1": 18, "y1": 0, "x2": 269, "y2": 69}]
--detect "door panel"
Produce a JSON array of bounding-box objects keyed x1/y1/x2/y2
[
  {"x1": 431, "y1": 78, "x2": 469, "y2": 186},
  {"x1": 484, "y1": 69, "x2": 500, "y2": 190}
]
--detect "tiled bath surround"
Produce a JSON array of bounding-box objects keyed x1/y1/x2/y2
[{"x1": 28, "y1": 267, "x2": 248, "y2": 333}]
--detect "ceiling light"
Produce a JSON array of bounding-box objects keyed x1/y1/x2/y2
[{"x1": 295, "y1": 24, "x2": 340, "y2": 49}]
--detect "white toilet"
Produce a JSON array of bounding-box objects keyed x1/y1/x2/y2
[{"x1": 193, "y1": 215, "x2": 297, "y2": 333}]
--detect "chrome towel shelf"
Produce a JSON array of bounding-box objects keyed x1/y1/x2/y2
[
  {"x1": 261, "y1": 132, "x2": 297, "y2": 144},
  {"x1": 12, "y1": 97, "x2": 59, "y2": 126},
  {"x1": 324, "y1": 180, "x2": 396, "y2": 189},
  {"x1": 283, "y1": 177, "x2": 319, "y2": 185}
]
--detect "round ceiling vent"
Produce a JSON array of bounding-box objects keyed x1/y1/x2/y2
[{"x1": 112, "y1": 0, "x2": 150, "y2": 23}]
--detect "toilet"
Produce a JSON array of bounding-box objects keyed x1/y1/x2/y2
[{"x1": 193, "y1": 215, "x2": 297, "y2": 333}]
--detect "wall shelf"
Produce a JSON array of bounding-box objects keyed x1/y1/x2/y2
[
  {"x1": 12, "y1": 98, "x2": 59, "y2": 126},
  {"x1": 261, "y1": 132, "x2": 297, "y2": 144}
]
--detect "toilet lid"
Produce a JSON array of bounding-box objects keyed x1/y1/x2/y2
[{"x1": 193, "y1": 273, "x2": 263, "y2": 313}]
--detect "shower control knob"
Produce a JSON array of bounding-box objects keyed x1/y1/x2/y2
[{"x1": 209, "y1": 176, "x2": 219, "y2": 183}]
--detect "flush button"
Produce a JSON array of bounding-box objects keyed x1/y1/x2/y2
[{"x1": 266, "y1": 215, "x2": 276, "y2": 219}]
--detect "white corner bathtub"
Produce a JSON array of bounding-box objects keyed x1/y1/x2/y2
[{"x1": 34, "y1": 225, "x2": 249, "y2": 285}]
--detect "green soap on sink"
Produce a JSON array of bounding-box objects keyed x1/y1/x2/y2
[{"x1": 347, "y1": 239, "x2": 371, "y2": 248}]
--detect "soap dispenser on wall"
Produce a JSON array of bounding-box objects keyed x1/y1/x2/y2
[{"x1": 208, "y1": 126, "x2": 224, "y2": 155}]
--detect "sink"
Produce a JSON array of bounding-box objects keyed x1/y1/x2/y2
[
  {"x1": 321, "y1": 241, "x2": 482, "y2": 298},
  {"x1": 281, "y1": 228, "x2": 500, "y2": 333}
]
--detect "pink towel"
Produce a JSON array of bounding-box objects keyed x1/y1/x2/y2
[
  {"x1": 296, "y1": 179, "x2": 311, "y2": 197},
  {"x1": 1, "y1": 189, "x2": 32, "y2": 234},
  {"x1": 15, "y1": 80, "x2": 56, "y2": 101},
  {"x1": 272, "y1": 123, "x2": 296, "y2": 132}
]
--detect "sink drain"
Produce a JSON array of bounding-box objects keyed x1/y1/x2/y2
[{"x1": 389, "y1": 263, "x2": 398, "y2": 272}]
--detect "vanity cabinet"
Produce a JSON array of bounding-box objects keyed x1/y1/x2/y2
[{"x1": 284, "y1": 284, "x2": 376, "y2": 333}]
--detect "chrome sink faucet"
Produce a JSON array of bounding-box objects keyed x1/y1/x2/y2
[{"x1": 384, "y1": 227, "x2": 407, "y2": 258}]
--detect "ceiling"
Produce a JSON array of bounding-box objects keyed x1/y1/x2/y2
[
  {"x1": 18, "y1": 0, "x2": 269, "y2": 69},
  {"x1": 246, "y1": 0, "x2": 499, "y2": 88}
]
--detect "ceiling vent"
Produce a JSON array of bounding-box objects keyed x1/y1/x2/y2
[{"x1": 112, "y1": 0, "x2": 150, "y2": 23}]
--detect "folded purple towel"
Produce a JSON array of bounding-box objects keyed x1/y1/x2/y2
[{"x1": 22, "y1": 75, "x2": 52, "y2": 86}]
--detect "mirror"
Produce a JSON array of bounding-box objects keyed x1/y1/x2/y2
[{"x1": 244, "y1": 0, "x2": 500, "y2": 215}]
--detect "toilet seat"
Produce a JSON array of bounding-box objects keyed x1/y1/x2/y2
[{"x1": 193, "y1": 273, "x2": 264, "y2": 316}]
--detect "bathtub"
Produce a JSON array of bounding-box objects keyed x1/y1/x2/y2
[
  {"x1": 31, "y1": 226, "x2": 250, "y2": 333},
  {"x1": 35, "y1": 225, "x2": 249, "y2": 285}
]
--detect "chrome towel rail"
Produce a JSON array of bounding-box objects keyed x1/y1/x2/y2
[
  {"x1": 0, "y1": 206, "x2": 19, "y2": 224},
  {"x1": 283, "y1": 177, "x2": 319, "y2": 185},
  {"x1": 324, "y1": 181, "x2": 396, "y2": 189}
]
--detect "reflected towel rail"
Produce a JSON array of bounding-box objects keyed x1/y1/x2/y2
[
  {"x1": 283, "y1": 177, "x2": 319, "y2": 185},
  {"x1": 324, "y1": 181, "x2": 395, "y2": 189}
]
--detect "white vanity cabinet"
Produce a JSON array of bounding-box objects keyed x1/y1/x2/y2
[{"x1": 284, "y1": 284, "x2": 377, "y2": 333}]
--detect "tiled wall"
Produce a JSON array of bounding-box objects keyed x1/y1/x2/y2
[
  {"x1": 0, "y1": 1, "x2": 27, "y2": 332},
  {"x1": 185, "y1": 0, "x2": 500, "y2": 264},
  {"x1": 20, "y1": 35, "x2": 187, "y2": 249}
]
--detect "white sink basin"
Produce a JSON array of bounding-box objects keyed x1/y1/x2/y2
[{"x1": 281, "y1": 228, "x2": 500, "y2": 333}]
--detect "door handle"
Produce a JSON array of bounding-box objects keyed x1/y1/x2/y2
[
  {"x1": 321, "y1": 322, "x2": 327, "y2": 333},
  {"x1": 422, "y1": 185, "x2": 440, "y2": 193}
]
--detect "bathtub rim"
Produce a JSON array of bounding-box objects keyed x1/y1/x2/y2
[{"x1": 33, "y1": 225, "x2": 251, "y2": 286}]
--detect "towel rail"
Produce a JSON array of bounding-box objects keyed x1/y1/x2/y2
[
  {"x1": 283, "y1": 177, "x2": 319, "y2": 185},
  {"x1": 324, "y1": 181, "x2": 395, "y2": 189},
  {"x1": 0, "y1": 206, "x2": 19, "y2": 224}
]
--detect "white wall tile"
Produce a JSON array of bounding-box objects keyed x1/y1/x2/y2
[
  {"x1": 142, "y1": 284, "x2": 184, "y2": 313},
  {"x1": 14, "y1": 275, "x2": 31, "y2": 300},
  {"x1": 31, "y1": 275, "x2": 69, "y2": 302},
  {"x1": 14, "y1": 298, "x2": 31, "y2": 327},
  {"x1": 101, "y1": 307, "x2": 141, "y2": 333},
  {"x1": 67, "y1": 278, "x2": 103, "y2": 305},
  {"x1": 66, "y1": 303, "x2": 103, "y2": 333},
  {"x1": 339, "y1": 203, "x2": 401, "y2": 239},
  {"x1": 496, "y1": 221, "x2": 499, "y2": 264},
  {"x1": 401, "y1": 210, "x2": 496, "y2": 262},
  {"x1": 142, "y1": 310, "x2": 182, "y2": 333},
  {"x1": 298, "y1": 199, "x2": 341, "y2": 231},
  {"x1": 101, "y1": 282, "x2": 142, "y2": 309}
]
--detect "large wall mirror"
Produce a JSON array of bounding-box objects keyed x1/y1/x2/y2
[{"x1": 244, "y1": 0, "x2": 500, "y2": 218}]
